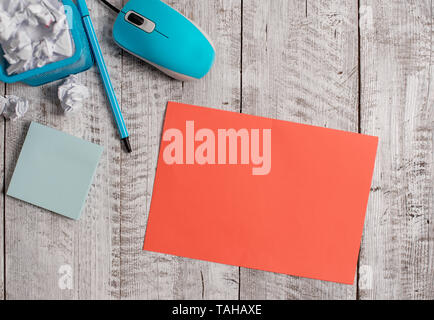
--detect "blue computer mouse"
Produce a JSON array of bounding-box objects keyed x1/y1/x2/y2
[{"x1": 113, "y1": 0, "x2": 215, "y2": 81}]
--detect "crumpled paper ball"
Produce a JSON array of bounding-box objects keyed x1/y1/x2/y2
[
  {"x1": 1, "y1": 95, "x2": 30, "y2": 120},
  {"x1": 58, "y1": 75, "x2": 89, "y2": 113}
]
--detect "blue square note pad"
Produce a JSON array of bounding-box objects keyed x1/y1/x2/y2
[{"x1": 7, "y1": 122, "x2": 104, "y2": 220}]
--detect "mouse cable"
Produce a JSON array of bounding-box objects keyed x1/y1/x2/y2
[{"x1": 99, "y1": 0, "x2": 121, "y2": 14}]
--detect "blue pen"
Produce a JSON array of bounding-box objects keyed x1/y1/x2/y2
[{"x1": 76, "y1": 0, "x2": 132, "y2": 153}]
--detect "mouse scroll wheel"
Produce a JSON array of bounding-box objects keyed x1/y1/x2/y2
[
  {"x1": 127, "y1": 12, "x2": 145, "y2": 25},
  {"x1": 125, "y1": 11, "x2": 156, "y2": 33}
]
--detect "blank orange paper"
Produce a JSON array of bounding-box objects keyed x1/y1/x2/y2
[{"x1": 143, "y1": 102, "x2": 378, "y2": 284}]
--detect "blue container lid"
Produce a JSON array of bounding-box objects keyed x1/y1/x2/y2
[{"x1": 0, "y1": 0, "x2": 94, "y2": 86}]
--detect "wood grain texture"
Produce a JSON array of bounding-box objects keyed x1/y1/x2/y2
[
  {"x1": 240, "y1": 0, "x2": 359, "y2": 299},
  {"x1": 358, "y1": 0, "x2": 434, "y2": 299},
  {"x1": 118, "y1": 0, "x2": 242, "y2": 299},
  {"x1": 1, "y1": 0, "x2": 433, "y2": 300},
  {"x1": 4, "y1": 0, "x2": 123, "y2": 299},
  {"x1": 1, "y1": 84, "x2": 5, "y2": 300}
]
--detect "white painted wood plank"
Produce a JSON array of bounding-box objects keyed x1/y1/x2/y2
[
  {"x1": 0, "y1": 84, "x2": 5, "y2": 300},
  {"x1": 2, "y1": 0, "x2": 430, "y2": 300},
  {"x1": 4, "y1": 0, "x2": 123, "y2": 299},
  {"x1": 358, "y1": 0, "x2": 434, "y2": 299},
  {"x1": 240, "y1": 0, "x2": 359, "y2": 299},
  {"x1": 118, "y1": 0, "x2": 241, "y2": 299}
]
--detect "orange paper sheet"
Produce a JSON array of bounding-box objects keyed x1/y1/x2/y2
[{"x1": 143, "y1": 102, "x2": 378, "y2": 284}]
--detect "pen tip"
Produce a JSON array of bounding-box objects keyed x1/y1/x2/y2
[{"x1": 122, "y1": 137, "x2": 132, "y2": 153}]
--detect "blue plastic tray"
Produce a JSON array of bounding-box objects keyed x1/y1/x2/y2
[{"x1": 0, "y1": 0, "x2": 94, "y2": 86}]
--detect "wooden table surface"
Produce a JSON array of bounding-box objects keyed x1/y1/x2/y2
[{"x1": 1, "y1": 0, "x2": 433, "y2": 300}]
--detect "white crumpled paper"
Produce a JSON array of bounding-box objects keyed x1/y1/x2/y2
[
  {"x1": 58, "y1": 75, "x2": 89, "y2": 113},
  {"x1": 0, "y1": 0, "x2": 74, "y2": 75},
  {"x1": 1, "y1": 95, "x2": 30, "y2": 120}
]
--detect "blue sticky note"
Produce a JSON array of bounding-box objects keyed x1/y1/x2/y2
[{"x1": 7, "y1": 122, "x2": 104, "y2": 220}]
